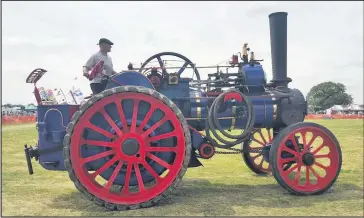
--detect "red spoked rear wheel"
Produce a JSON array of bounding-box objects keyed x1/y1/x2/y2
[
  {"x1": 269, "y1": 122, "x2": 342, "y2": 195},
  {"x1": 63, "y1": 86, "x2": 191, "y2": 210}
]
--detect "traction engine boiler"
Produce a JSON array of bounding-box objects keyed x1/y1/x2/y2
[{"x1": 24, "y1": 12, "x2": 342, "y2": 210}]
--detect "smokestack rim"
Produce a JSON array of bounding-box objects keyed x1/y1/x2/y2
[{"x1": 268, "y1": 12, "x2": 288, "y2": 18}]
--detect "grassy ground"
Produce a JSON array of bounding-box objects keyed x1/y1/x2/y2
[{"x1": 1, "y1": 120, "x2": 363, "y2": 216}]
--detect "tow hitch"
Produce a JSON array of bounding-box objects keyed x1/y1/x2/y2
[{"x1": 24, "y1": 144, "x2": 39, "y2": 175}]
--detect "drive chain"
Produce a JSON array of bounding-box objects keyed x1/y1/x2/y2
[{"x1": 214, "y1": 147, "x2": 263, "y2": 155}]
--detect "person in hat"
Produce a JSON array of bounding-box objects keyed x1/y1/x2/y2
[{"x1": 83, "y1": 38, "x2": 118, "y2": 94}]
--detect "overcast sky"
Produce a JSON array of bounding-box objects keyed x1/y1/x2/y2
[{"x1": 2, "y1": 1, "x2": 363, "y2": 105}]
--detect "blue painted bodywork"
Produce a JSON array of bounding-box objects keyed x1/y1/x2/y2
[
  {"x1": 241, "y1": 64, "x2": 267, "y2": 94},
  {"x1": 106, "y1": 71, "x2": 155, "y2": 90},
  {"x1": 36, "y1": 104, "x2": 79, "y2": 170},
  {"x1": 35, "y1": 64, "x2": 276, "y2": 173}
]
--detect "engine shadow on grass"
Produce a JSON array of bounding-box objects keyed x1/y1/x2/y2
[{"x1": 49, "y1": 178, "x2": 363, "y2": 216}]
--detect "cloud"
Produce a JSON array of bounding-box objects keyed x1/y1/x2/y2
[{"x1": 2, "y1": 1, "x2": 363, "y2": 105}]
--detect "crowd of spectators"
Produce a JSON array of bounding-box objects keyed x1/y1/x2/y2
[{"x1": 2, "y1": 110, "x2": 36, "y2": 117}]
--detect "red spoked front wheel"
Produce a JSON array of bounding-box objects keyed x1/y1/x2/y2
[
  {"x1": 269, "y1": 122, "x2": 342, "y2": 195},
  {"x1": 63, "y1": 86, "x2": 191, "y2": 210}
]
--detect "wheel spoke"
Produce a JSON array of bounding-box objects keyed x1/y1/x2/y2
[
  {"x1": 99, "y1": 108, "x2": 123, "y2": 137},
  {"x1": 85, "y1": 122, "x2": 114, "y2": 139},
  {"x1": 283, "y1": 164, "x2": 298, "y2": 175},
  {"x1": 122, "y1": 163, "x2": 133, "y2": 194},
  {"x1": 134, "y1": 163, "x2": 145, "y2": 192},
  {"x1": 309, "y1": 166, "x2": 321, "y2": 180},
  {"x1": 145, "y1": 146, "x2": 178, "y2": 153},
  {"x1": 156, "y1": 56, "x2": 168, "y2": 74},
  {"x1": 314, "y1": 161, "x2": 329, "y2": 171},
  {"x1": 307, "y1": 134, "x2": 318, "y2": 147},
  {"x1": 142, "y1": 116, "x2": 169, "y2": 138},
  {"x1": 116, "y1": 102, "x2": 128, "y2": 132},
  {"x1": 82, "y1": 150, "x2": 114, "y2": 164},
  {"x1": 105, "y1": 161, "x2": 123, "y2": 190},
  {"x1": 305, "y1": 166, "x2": 310, "y2": 185},
  {"x1": 312, "y1": 143, "x2": 325, "y2": 155},
  {"x1": 294, "y1": 164, "x2": 302, "y2": 184},
  {"x1": 300, "y1": 131, "x2": 308, "y2": 150},
  {"x1": 267, "y1": 164, "x2": 272, "y2": 171},
  {"x1": 315, "y1": 154, "x2": 330, "y2": 159},
  {"x1": 80, "y1": 139, "x2": 115, "y2": 148},
  {"x1": 147, "y1": 153, "x2": 171, "y2": 169},
  {"x1": 90, "y1": 156, "x2": 119, "y2": 178},
  {"x1": 251, "y1": 153, "x2": 261, "y2": 160},
  {"x1": 267, "y1": 129, "x2": 272, "y2": 142},
  {"x1": 130, "y1": 100, "x2": 140, "y2": 133},
  {"x1": 177, "y1": 61, "x2": 189, "y2": 75},
  {"x1": 148, "y1": 131, "x2": 176, "y2": 142},
  {"x1": 282, "y1": 147, "x2": 298, "y2": 156},
  {"x1": 141, "y1": 161, "x2": 162, "y2": 183},
  {"x1": 251, "y1": 136, "x2": 265, "y2": 146},
  {"x1": 257, "y1": 129, "x2": 267, "y2": 144},
  {"x1": 258, "y1": 158, "x2": 264, "y2": 168},
  {"x1": 279, "y1": 157, "x2": 296, "y2": 165},
  {"x1": 138, "y1": 105, "x2": 156, "y2": 131},
  {"x1": 288, "y1": 135, "x2": 300, "y2": 153}
]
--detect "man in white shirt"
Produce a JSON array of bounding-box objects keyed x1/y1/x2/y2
[{"x1": 83, "y1": 38, "x2": 118, "y2": 94}]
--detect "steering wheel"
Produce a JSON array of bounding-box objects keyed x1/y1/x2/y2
[{"x1": 139, "y1": 52, "x2": 201, "y2": 81}]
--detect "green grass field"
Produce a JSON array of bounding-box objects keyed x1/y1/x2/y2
[{"x1": 1, "y1": 120, "x2": 363, "y2": 216}]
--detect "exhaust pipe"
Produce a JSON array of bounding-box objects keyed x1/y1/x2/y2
[{"x1": 269, "y1": 12, "x2": 292, "y2": 88}]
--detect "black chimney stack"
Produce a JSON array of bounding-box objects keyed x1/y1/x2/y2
[{"x1": 269, "y1": 12, "x2": 292, "y2": 88}]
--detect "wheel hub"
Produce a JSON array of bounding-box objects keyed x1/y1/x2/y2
[
  {"x1": 302, "y1": 152, "x2": 315, "y2": 166},
  {"x1": 259, "y1": 144, "x2": 270, "y2": 162},
  {"x1": 203, "y1": 146, "x2": 212, "y2": 154},
  {"x1": 121, "y1": 138, "x2": 140, "y2": 156}
]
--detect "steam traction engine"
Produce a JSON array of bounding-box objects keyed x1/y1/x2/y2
[{"x1": 24, "y1": 12, "x2": 342, "y2": 210}]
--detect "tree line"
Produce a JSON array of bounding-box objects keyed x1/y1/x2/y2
[
  {"x1": 2, "y1": 103, "x2": 36, "y2": 108},
  {"x1": 306, "y1": 81, "x2": 355, "y2": 113}
]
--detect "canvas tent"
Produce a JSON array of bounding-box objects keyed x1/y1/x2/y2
[
  {"x1": 24, "y1": 104, "x2": 37, "y2": 112},
  {"x1": 326, "y1": 104, "x2": 364, "y2": 115},
  {"x1": 346, "y1": 104, "x2": 363, "y2": 111},
  {"x1": 326, "y1": 105, "x2": 344, "y2": 114}
]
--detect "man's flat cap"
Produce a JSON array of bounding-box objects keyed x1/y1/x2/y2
[{"x1": 97, "y1": 38, "x2": 114, "y2": 45}]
